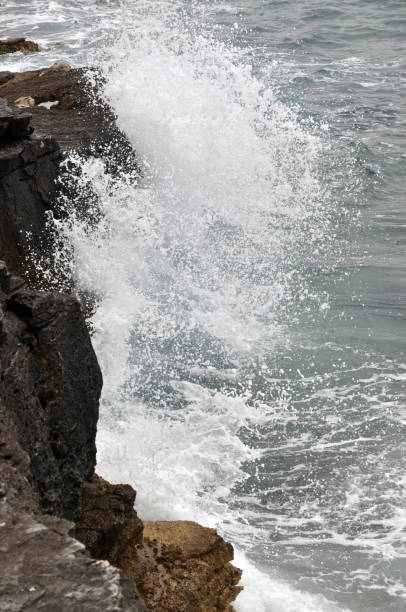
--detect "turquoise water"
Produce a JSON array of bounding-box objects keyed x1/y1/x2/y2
[{"x1": 2, "y1": 2, "x2": 405, "y2": 610}]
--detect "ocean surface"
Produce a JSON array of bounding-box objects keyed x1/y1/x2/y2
[{"x1": 2, "y1": 1, "x2": 405, "y2": 610}]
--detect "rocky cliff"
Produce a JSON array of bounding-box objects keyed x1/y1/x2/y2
[
  {"x1": 0, "y1": 62, "x2": 242, "y2": 611},
  {"x1": 0, "y1": 98, "x2": 61, "y2": 279},
  {"x1": 75, "y1": 475, "x2": 242, "y2": 611},
  {"x1": 0, "y1": 263, "x2": 146, "y2": 611}
]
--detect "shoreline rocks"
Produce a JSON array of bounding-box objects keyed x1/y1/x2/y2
[
  {"x1": 0, "y1": 66, "x2": 138, "y2": 284},
  {"x1": 0, "y1": 262, "x2": 102, "y2": 519},
  {"x1": 137, "y1": 521, "x2": 242, "y2": 611},
  {"x1": 0, "y1": 102, "x2": 61, "y2": 280},
  {"x1": 0, "y1": 65, "x2": 140, "y2": 172},
  {"x1": 0, "y1": 263, "x2": 146, "y2": 610},
  {"x1": 76, "y1": 476, "x2": 243, "y2": 611},
  {"x1": 0, "y1": 62, "x2": 243, "y2": 611},
  {"x1": 0, "y1": 37, "x2": 40, "y2": 55}
]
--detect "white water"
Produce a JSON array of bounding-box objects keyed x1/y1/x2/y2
[{"x1": 52, "y1": 3, "x2": 345, "y2": 610}]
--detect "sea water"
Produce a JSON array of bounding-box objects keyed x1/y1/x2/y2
[{"x1": 1, "y1": 1, "x2": 405, "y2": 611}]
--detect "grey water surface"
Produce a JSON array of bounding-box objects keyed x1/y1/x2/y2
[{"x1": 1, "y1": 2, "x2": 405, "y2": 610}]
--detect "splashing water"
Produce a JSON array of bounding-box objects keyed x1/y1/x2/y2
[{"x1": 46, "y1": 1, "x2": 406, "y2": 611}]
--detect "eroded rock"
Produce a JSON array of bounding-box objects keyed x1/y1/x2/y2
[
  {"x1": 0, "y1": 503, "x2": 147, "y2": 612},
  {"x1": 0, "y1": 37, "x2": 40, "y2": 55},
  {"x1": 0, "y1": 262, "x2": 146, "y2": 610},
  {"x1": 0, "y1": 117, "x2": 61, "y2": 279},
  {"x1": 136, "y1": 521, "x2": 243, "y2": 612},
  {"x1": 75, "y1": 474, "x2": 144, "y2": 565},
  {"x1": 0, "y1": 417, "x2": 146, "y2": 611},
  {"x1": 0, "y1": 98, "x2": 33, "y2": 142},
  {"x1": 0, "y1": 66, "x2": 139, "y2": 164},
  {"x1": 0, "y1": 262, "x2": 102, "y2": 519},
  {"x1": 76, "y1": 478, "x2": 243, "y2": 612}
]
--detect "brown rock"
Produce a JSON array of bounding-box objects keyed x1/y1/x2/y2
[
  {"x1": 14, "y1": 95, "x2": 35, "y2": 107},
  {"x1": 0, "y1": 68, "x2": 97, "y2": 150},
  {"x1": 0, "y1": 66, "x2": 140, "y2": 175},
  {"x1": 75, "y1": 474, "x2": 144, "y2": 566},
  {"x1": 48, "y1": 60, "x2": 71, "y2": 73},
  {"x1": 135, "y1": 521, "x2": 243, "y2": 612},
  {"x1": 75, "y1": 478, "x2": 242, "y2": 611},
  {"x1": 0, "y1": 37, "x2": 40, "y2": 55}
]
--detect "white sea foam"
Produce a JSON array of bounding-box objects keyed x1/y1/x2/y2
[
  {"x1": 54, "y1": 3, "x2": 335, "y2": 608},
  {"x1": 47, "y1": 2, "x2": 405, "y2": 611}
]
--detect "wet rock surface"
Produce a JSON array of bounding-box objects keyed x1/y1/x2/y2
[
  {"x1": 76, "y1": 477, "x2": 242, "y2": 612},
  {"x1": 0, "y1": 262, "x2": 102, "y2": 519},
  {"x1": 0, "y1": 66, "x2": 140, "y2": 279},
  {"x1": 0, "y1": 37, "x2": 40, "y2": 55},
  {"x1": 0, "y1": 66, "x2": 139, "y2": 170},
  {"x1": 0, "y1": 126, "x2": 61, "y2": 278},
  {"x1": 0, "y1": 504, "x2": 147, "y2": 612},
  {"x1": 0, "y1": 63, "x2": 243, "y2": 611},
  {"x1": 137, "y1": 521, "x2": 243, "y2": 612},
  {"x1": 0, "y1": 67, "x2": 102, "y2": 151},
  {"x1": 0, "y1": 98, "x2": 33, "y2": 141},
  {"x1": 75, "y1": 474, "x2": 144, "y2": 565},
  {"x1": 0, "y1": 262, "x2": 146, "y2": 611}
]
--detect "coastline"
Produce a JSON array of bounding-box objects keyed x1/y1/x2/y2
[{"x1": 0, "y1": 46, "x2": 243, "y2": 611}]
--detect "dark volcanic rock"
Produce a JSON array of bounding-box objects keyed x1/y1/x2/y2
[
  {"x1": 0, "y1": 136, "x2": 61, "y2": 278},
  {"x1": 0, "y1": 67, "x2": 139, "y2": 278},
  {"x1": 0, "y1": 262, "x2": 102, "y2": 519},
  {"x1": 0, "y1": 503, "x2": 147, "y2": 612},
  {"x1": 0, "y1": 99, "x2": 61, "y2": 278},
  {"x1": 0, "y1": 37, "x2": 40, "y2": 55},
  {"x1": 0, "y1": 98, "x2": 33, "y2": 141},
  {"x1": 0, "y1": 66, "x2": 139, "y2": 169},
  {"x1": 75, "y1": 474, "x2": 144, "y2": 571},
  {"x1": 0, "y1": 398, "x2": 146, "y2": 612},
  {"x1": 0, "y1": 68, "x2": 97, "y2": 151},
  {"x1": 0, "y1": 263, "x2": 146, "y2": 610}
]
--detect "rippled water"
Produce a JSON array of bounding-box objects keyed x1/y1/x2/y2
[{"x1": 2, "y1": 1, "x2": 405, "y2": 611}]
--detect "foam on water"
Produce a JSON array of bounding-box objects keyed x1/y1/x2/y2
[
  {"x1": 43, "y1": 1, "x2": 406, "y2": 611},
  {"x1": 49, "y1": 2, "x2": 341, "y2": 609}
]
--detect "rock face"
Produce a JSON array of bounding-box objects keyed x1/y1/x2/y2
[
  {"x1": 0, "y1": 66, "x2": 140, "y2": 170},
  {"x1": 0, "y1": 99, "x2": 61, "y2": 278},
  {"x1": 0, "y1": 421, "x2": 146, "y2": 612},
  {"x1": 0, "y1": 98, "x2": 33, "y2": 140},
  {"x1": 0, "y1": 263, "x2": 146, "y2": 611},
  {"x1": 76, "y1": 477, "x2": 242, "y2": 611},
  {"x1": 0, "y1": 67, "x2": 140, "y2": 283},
  {"x1": 138, "y1": 521, "x2": 243, "y2": 612},
  {"x1": 0, "y1": 66, "x2": 141, "y2": 277},
  {"x1": 75, "y1": 474, "x2": 144, "y2": 568},
  {"x1": 0, "y1": 262, "x2": 102, "y2": 519},
  {"x1": 0, "y1": 67, "x2": 97, "y2": 151},
  {"x1": 0, "y1": 37, "x2": 40, "y2": 55},
  {"x1": 0, "y1": 505, "x2": 147, "y2": 612},
  {"x1": 0, "y1": 65, "x2": 243, "y2": 611},
  {"x1": 0, "y1": 409, "x2": 146, "y2": 612}
]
